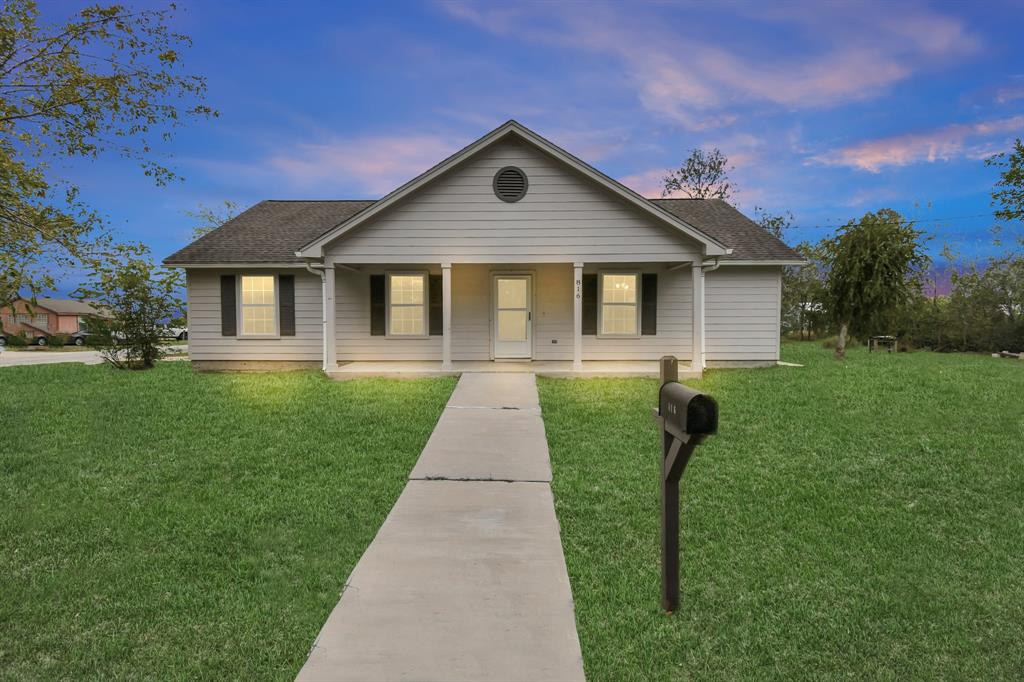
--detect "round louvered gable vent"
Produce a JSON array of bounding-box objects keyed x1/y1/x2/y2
[{"x1": 493, "y1": 166, "x2": 528, "y2": 202}]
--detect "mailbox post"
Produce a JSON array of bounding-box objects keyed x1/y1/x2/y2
[{"x1": 652, "y1": 355, "x2": 718, "y2": 614}]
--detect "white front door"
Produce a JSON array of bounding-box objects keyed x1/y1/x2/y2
[{"x1": 493, "y1": 275, "x2": 533, "y2": 359}]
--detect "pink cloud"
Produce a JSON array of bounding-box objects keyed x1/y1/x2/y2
[
  {"x1": 618, "y1": 168, "x2": 668, "y2": 198},
  {"x1": 810, "y1": 116, "x2": 1024, "y2": 172},
  {"x1": 265, "y1": 134, "x2": 459, "y2": 195}
]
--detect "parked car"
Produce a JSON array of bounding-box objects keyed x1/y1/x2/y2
[
  {"x1": 0, "y1": 333, "x2": 6, "y2": 346},
  {"x1": 159, "y1": 326, "x2": 188, "y2": 341},
  {"x1": 69, "y1": 330, "x2": 91, "y2": 346}
]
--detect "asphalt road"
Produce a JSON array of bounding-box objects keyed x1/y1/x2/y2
[{"x1": 0, "y1": 346, "x2": 186, "y2": 367}]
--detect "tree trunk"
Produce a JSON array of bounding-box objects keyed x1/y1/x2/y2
[{"x1": 835, "y1": 321, "x2": 849, "y2": 360}]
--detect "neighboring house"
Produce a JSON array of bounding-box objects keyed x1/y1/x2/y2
[
  {"x1": 0, "y1": 298, "x2": 108, "y2": 344},
  {"x1": 164, "y1": 121, "x2": 802, "y2": 374}
]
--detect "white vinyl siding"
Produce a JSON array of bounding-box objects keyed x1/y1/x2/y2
[
  {"x1": 324, "y1": 137, "x2": 703, "y2": 264},
  {"x1": 704, "y1": 266, "x2": 782, "y2": 362},
  {"x1": 185, "y1": 269, "x2": 322, "y2": 361},
  {"x1": 335, "y1": 263, "x2": 694, "y2": 362}
]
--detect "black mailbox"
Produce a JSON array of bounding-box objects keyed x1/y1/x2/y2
[
  {"x1": 659, "y1": 382, "x2": 718, "y2": 440},
  {"x1": 653, "y1": 356, "x2": 718, "y2": 614}
]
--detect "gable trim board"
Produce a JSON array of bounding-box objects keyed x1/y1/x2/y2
[{"x1": 165, "y1": 120, "x2": 803, "y2": 373}]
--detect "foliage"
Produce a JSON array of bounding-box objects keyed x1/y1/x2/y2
[
  {"x1": 782, "y1": 241, "x2": 829, "y2": 339},
  {"x1": 987, "y1": 137, "x2": 1024, "y2": 224},
  {"x1": 822, "y1": 208, "x2": 929, "y2": 358},
  {"x1": 0, "y1": 0, "x2": 214, "y2": 307},
  {"x1": 185, "y1": 199, "x2": 238, "y2": 240},
  {"x1": 662, "y1": 147, "x2": 734, "y2": 199},
  {"x1": 48, "y1": 332, "x2": 68, "y2": 348},
  {"x1": 5, "y1": 330, "x2": 27, "y2": 346},
  {"x1": 74, "y1": 243, "x2": 182, "y2": 369},
  {"x1": 754, "y1": 206, "x2": 794, "y2": 241}
]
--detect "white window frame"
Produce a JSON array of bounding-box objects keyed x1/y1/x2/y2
[
  {"x1": 237, "y1": 273, "x2": 280, "y2": 338},
  {"x1": 597, "y1": 271, "x2": 642, "y2": 338},
  {"x1": 385, "y1": 271, "x2": 429, "y2": 339}
]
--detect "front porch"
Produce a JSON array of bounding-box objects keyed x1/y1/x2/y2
[
  {"x1": 324, "y1": 261, "x2": 708, "y2": 374},
  {"x1": 326, "y1": 359, "x2": 701, "y2": 380}
]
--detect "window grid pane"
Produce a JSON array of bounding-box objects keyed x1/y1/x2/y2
[
  {"x1": 390, "y1": 275, "x2": 424, "y2": 305},
  {"x1": 602, "y1": 274, "x2": 637, "y2": 304},
  {"x1": 242, "y1": 275, "x2": 276, "y2": 305},
  {"x1": 240, "y1": 276, "x2": 277, "y2": 335},
  {"x1": 242, "y1": 305, "x2": 275, "y2": 335},
  {"x1": 600, "y1": 273, "x2": 639, "y2": 335},
  {"x1": 388, "y1": 274, "x2": 427, "y2": 335}
]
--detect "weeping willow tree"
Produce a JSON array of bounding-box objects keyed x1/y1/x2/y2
[{"x1": 823, "y1": 209, "x2": 930, "y2": 359}]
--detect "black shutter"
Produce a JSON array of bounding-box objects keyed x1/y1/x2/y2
[
  {"x1": 641, "y1": 273, "x2": 657, "y2": 336},
  {"x1": 220, "y1": 275, "x2": 236, "y2": 336},
  {"x1": 369, "y1": 274, "x2": 385, "y2": 336},
  {"x1": 582, "y1": 274, "x2": 597, "y2": 335},
  {"x1": 279, "y1": 275, "x2": 295, "y2": 336},
  {"x1": 428, "y1": 275, "x2": 442, "y2": 335}
]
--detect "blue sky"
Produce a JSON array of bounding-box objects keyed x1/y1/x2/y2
[{"x1": 44, "y1": 0, "x2": 1024, "y2": 292}]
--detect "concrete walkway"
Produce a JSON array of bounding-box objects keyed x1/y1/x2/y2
[{"x1": 296, "y1": 373, "x2": 585, "y2": 682}]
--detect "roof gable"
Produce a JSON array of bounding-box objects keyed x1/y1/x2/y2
[{"x1": 297, "y1": 120, "x2": 728, "y2": 258}]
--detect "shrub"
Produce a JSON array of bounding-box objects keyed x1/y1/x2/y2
[
  {"x1": 5, "y1": 332, "x2": 28, "y2": 347},
  {"x1": 75, "y1": 243, "x2": 182, "y2": 369},
  {"x1": 48, "y1": 333, "x2": 69, "y2": 348}
]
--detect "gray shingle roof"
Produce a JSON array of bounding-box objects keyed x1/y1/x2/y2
[
  {"x1": 164, "y1": 200, "x2": 375, "y2": 265},
  {"x1": 651, "y1": 198, "x2": 801, "y2": 261},
  {"x1": 164, "y1": 197, "x2": 800, "y2": 265}
]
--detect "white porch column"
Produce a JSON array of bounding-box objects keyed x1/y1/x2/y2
[
  {"x1": 441, "y1": 263, "x2": 452, "y2": 370},
  {"x1": 573, "y1": 262, "x2": 583, "y2": 369},
  {"x1": 324, "y1": 264, "x2": 337, "y2": 370},
  {"x1": 691, "y1": 262, "x2": 705, "y2": 371}
]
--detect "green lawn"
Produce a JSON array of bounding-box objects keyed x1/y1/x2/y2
[
  {"x1": 539, "y1": 343, "x2": 1024, "y2": 681},
  {"x1": 0, "y1": 363, "x2": 455, "y2": 679}
]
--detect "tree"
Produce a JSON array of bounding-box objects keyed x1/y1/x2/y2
[
  {"x1": 662, "y1": 148, "x2": 734, "y2": 199},
  {"x1": 74, "y1": 243, "x2": 182, "y2": 369},
  {"x1": 782, "y1": 241, "x2": 828, "y2": 340},
  {"x1": 823, "y1": 209, "x2": 929, "y2": 359},
  {"x1": 0, "y1": 1, "x2": 214, "y2": 307},
  {"x1": 987, "y1": 138, "x2": 1024, "y2": 224},
  {"x1": 185, "y1": 199, "x2": 238, "y2": 240},
  {"x1": 754, "y1": 206, "x2": 794, "y2": 241}
]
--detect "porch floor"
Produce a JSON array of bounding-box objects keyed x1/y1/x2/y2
[{"x1": 327, "y1": 360, "x2": 700, "y2": 380}]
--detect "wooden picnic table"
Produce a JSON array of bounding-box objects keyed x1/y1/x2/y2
[{"x1": 868, "y1": 335, "x2": 898, "y2": 353}]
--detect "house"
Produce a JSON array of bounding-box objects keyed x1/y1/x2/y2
[
  {"x1": 0, "y1": 298, "x2": 108, "y2": 345},
  {"x1": 164, "y1": 121, "x2": 802, "y2": 375}
]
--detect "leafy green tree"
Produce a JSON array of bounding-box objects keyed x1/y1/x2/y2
[
  {"x1": 987, "y1": 138, "x2": 1024, "y2": 224},
  {"x1": 782, "y1": 241, "x2": 828, "y2": 340},
  {"x1": 823, "y1": 209, "x2": 930, "y2": 359},
  {"x1": 0, "y1": 0, "x2": 214, "y2": 307},
  {"x1": 185, "y1": 199, "x2": 239, "y2": 240},
  {"x1": 662, "y1": 148, "x2": 734, "y2": 199},
  {"x1": 74, "y1": 243, "x2": 182, "y2": 369}
]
